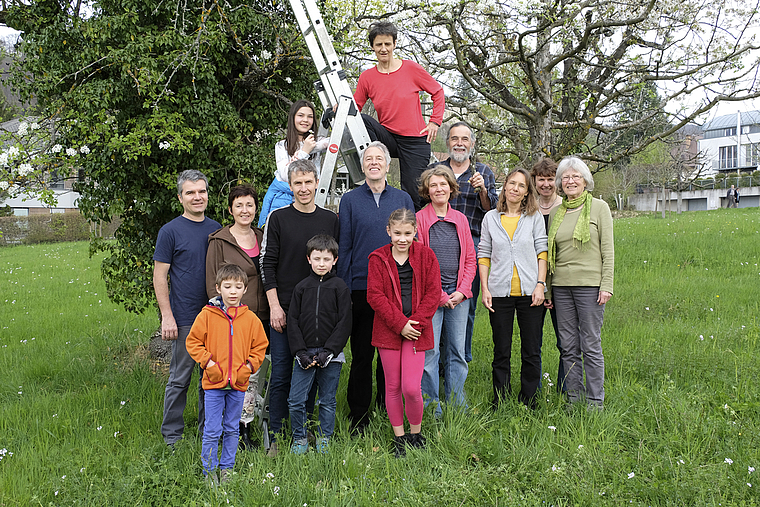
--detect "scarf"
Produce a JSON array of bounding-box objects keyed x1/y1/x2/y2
[{"x1": 547, "y1": 191, "x2": 592, "y2": 273}]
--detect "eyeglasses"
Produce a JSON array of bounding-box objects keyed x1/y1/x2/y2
[{"x1": 561, "y1": 174, "x2": 584, "y2": 182}]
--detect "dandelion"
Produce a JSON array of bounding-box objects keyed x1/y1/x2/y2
[
  {"x1": 51, "y1": 144, "x2": 63, "y2": 153},
  {"x1": 628, "y1": 472, "x2": 635, "y2": 479},
  {"x1": 55, "y1": 491, "x2": 59, "y2": 496},
  {"x1": 548, "y1": 425, "x2": 556, "y2": 431},
  {"x1": 80, "y1": 467, "x2": 85, "y2": 473},
  {"x1": 114, "y1": 431, "x2": 120, "y2": 438},
  {"x1": 266, "y1": 472, "x2": 274, "y2": 479},
  {"x1": 645, "y1": 307, "x2": 649, "y2": 310},
  {"x1": 79, "y1": 145, "x2": 90, "y2": 154},
  {"x1": 53, "y1": 414, "x2": 58, "y2": 418},
  {"x1": 66, "y1": 147, "x2": 77, "y2": 156},
  {"x1": 273, "y1": 486, "x2": 280, "y2": 495},
  {"x1": 725, "y1": 458, "x2": 733, "y2": 465},
  {"x1": 699, "y1": 335, "x2": 704, "y2": 341},
  {"x1": 678, "y1": 459, "x2": 685, "y2": 465},
  {"x1": 62, "y1": 475, "x2": 66, "y2": 479},
  {"x1": 578, "y1": 445, "x2": 584, "y2": 449},
  {"x1": 748, "y1": 483, "x2": 752, "y2": 487},
  {"x1": 749, "y1": 466, "x2": 755, "y2": 473},
  {"x1": 97, "y1": 426, "x2": 103, "y2": 431},
  {"x1": 120, "y1": 401, "x2": 126, "y2": 406}
]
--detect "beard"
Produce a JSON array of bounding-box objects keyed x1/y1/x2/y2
[{"x1": 448, "y1": 149, "x2": 471, "y2": 163}]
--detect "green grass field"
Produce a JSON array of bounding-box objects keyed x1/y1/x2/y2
[{"x1": 2, "y1": 208, "x2": 759, "y2": 506}]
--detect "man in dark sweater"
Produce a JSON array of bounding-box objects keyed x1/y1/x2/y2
[
  {"x1": 337, "y1": 141, "x2": 415, "y2": 432},
  {"x1": 260, "y1": 159, "x2": 340, "y2": 455}
]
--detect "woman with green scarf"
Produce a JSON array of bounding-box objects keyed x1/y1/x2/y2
[{"x1": 545, "y1": 157, "x2": 614, "y2": 410}]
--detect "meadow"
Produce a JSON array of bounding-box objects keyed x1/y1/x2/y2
[{"x1": 1, "y1": 208, "x2": 759, "y2": 506}]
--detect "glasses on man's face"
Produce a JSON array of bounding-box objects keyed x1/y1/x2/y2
[{"x1": 561, "y1": 174, "x2": 583, "y2": 182}]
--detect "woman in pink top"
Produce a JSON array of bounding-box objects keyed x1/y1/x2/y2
[{"x1": 354, "y1": 21, "x2": 445, "y2": 210}]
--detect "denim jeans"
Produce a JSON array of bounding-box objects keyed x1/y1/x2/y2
[
  {"x1": 269, "y1": 326, "x2": 317, "y2": 438},
  {"x1": 201, "y1": 388, "x2": 245, "y2": 474},
  {"x1": 162, "y1": 325, "x2": 205, "y2": 444},
  {"x1": 288, "y1": 360, "x2": 342, "y2": 442},
  {"x1": 422, "y1": 284, "x2": 469, "y2": 415},
  {"x1": 464, "y1": 234, "x2": 480, "y2": 362}
]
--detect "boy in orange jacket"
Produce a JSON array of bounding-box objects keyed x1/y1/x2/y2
[{"x1": 186, "y1": 264, "x2": 268, "y2": 486}]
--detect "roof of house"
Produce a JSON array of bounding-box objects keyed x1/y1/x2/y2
[{"x1": 703, "y1": 110, "x2": 760, "y2": 132}]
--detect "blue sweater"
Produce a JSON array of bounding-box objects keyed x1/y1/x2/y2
[{"x1": 337, "y1": 183, "x2": 415, "y2": 291}]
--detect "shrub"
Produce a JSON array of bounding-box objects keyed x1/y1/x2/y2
[{"x1": 0, "y1": 213, "x2": 121, "y2": 246}]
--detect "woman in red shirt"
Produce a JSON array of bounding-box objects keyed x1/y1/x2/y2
[{"x1": 354, "y1": 21, "x2": 445, "y2": 210}]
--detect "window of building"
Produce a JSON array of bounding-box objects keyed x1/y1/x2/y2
[
  {"x1": 724, "y1": 127, "x2": 737, "y2": 136},
  {"x1": 719, "y1": 145, "x2": 737, "y2": 169},
  {"x1": 13, "y1": 208, "x2": 29, "y2": 216},
  {"x1": 746, "y1": 144, "x2": 760, "y2": 167}
]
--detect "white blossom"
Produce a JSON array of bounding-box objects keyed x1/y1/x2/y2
[
  {"x1": 0, "y1": 152, "x2": 8, "y2": 166},
  {"x1": 79, "y1": 145, "x2": 90, "y2": 155},
  {"x1": 51, "y1": 144, "x2": 63, "y2": 153},
  {"x1": 8, "y1": 146, "x2": 19, "y2": 158},
  {"x1": 260, "y1": 49, "x2": 272, "y2": 60},
  {"x1": 725, "y1": 458, "x2": 734, "y2": 465},
  {"x1": 66, "y1": 148, "x2": 77, "y2": 156},
  {"x1": 285, "y1": 77, "x2": 292, "y2": 84},
  {"x1": 0, "y1": 181, "x2": 8, "y2": 191},
  {"x1": 17, "y1": 122, "x2": 28, "y2": 136},
  {"x1": 31, "y1": 122, "x2": 40, "y2": 130},
  {"x1": 159, "y1": 141, "x2": 170, "y2": 150},
  {"x1": 17, "y1": 163, "x2": 33, "y2": 176}
]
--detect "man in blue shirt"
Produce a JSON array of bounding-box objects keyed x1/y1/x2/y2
[
  {"x1": 338, "y1": 141, "x2": 415, "y2": 433},
  {"x1": 430, "y1": 122, "x2": 498, "y2": 362},
  {"x1": 154, "y1": 170, "x2": 221, "y2": 446}
]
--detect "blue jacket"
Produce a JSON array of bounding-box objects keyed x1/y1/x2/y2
[
  {"x1": 337, "y1": 183, "x2": 415, "y2": 291},
  {"x1": 258, "y1": 179, "x2": 293, "y2": 227}
]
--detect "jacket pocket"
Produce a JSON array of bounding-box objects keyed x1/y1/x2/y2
[
  {"x1": 205, "y1": 362, "x2": 224, "y2": 384},
  {"x1": 233, "y1": 363, "x2": 252, "y2": 389}
]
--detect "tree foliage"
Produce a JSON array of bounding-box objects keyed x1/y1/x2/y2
[
  {"x1": 6, "y1": 0, "x2": 319, "y2": 312},
  {"x1": 345, "y1": 0, "x2": 760, "y2": 167}
]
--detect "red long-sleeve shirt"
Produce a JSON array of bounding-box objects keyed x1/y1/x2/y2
[{"x1": 354, "y1": 60, "x2": 445, "y2": 137}]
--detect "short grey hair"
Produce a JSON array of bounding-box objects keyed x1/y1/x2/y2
[
  {"x1": 555, "y1": 156, "x2": 595, "y2": 194},
  {"x1": 177, "y1": 170, "x2": 209, "y2": 195},
  {"x1": 288, "y1": 158, "x2": 320, "y2": 183},
  {"x1": 446, "y1": 121, "x2": 475, "y2": 144},
  {"x1": 363, "y1": 141, "x2": 392, "y2": 169}
]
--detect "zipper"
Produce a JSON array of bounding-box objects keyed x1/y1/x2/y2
[
  {"x1": 225, "y1": 307, "x2": 235, "y2": 386},
  {"x1": 315, "y1": 276, "x2": 322, "y2": 343}
]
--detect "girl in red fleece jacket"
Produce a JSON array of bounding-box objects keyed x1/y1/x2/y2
[{"x1": 367, "y1": 208, "x2": 441, "y2": 457}]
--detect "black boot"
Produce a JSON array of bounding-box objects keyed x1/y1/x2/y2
[
  {"x1": 239, "y1": 422, "x2": 257, "y2": 451},
  {"x1": 393, "y1": 435, "x2": 407, "y2": 458},
  {"x1": 408, "y1": 432, "x2": 426, "y2": 449}
]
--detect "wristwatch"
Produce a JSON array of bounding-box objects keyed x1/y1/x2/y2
[{"x1": 536, "y1": 281, "x2": 546, "y2": 287}]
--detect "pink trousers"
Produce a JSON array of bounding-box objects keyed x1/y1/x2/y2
[{"x1": 378, "y1": 340, "x2": 426, "y2": 427}]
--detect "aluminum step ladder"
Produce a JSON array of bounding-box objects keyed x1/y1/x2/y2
[{"x1": 288, "y1": 0, "x2": 372, "y2": 207}]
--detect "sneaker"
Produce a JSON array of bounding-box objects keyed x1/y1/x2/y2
[
  {"x1": 266, "y1": 441, "x2": 279, "y2": 458},
  {"x1": 204, "y1": 470, "x2": 219, "y2": 487},
  {"x1": 219, "y1": 469, "x2": 231, "y2": 484},
  {"x1": 307, "y1": 430, "x2": 316, "y2": 446},
  {"x1": 291, "y1": 442, "x2": 309, "y2": 455},
  {"x1": 408, "y1": 432, "x2": 426, "y2": 449},
  {"x1": 316, "y1": 437, "x2": 329, "y2": 454}
]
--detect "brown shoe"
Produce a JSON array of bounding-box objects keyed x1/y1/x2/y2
[{"x1": 266, "y1": 441, "x2": 279, "y2": 458}]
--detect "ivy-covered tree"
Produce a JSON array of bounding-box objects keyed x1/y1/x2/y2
[{"x1": 6, "y1": 0, "x2": 319, "y2": 312}]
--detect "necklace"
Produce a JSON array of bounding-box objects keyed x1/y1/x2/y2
[{"x1": 539, "y1": 195, "x2": 560, "y2": 210}]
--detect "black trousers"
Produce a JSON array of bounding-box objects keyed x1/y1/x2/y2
[
  {"x1": 346, "y1": 290, "x2": 385, "y2": 425},
  {"x1": 362, "y1": 113, "x2": 430, "y2": 211},
  {"x1": 489, "y1": 296, "x2": 544, "y2": 407}
]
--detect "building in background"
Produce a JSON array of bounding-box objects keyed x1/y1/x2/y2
[{"x1": 699, "y1": 110, "x2": 760, "y2": 177}]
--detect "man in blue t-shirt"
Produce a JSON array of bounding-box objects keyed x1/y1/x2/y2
[{"x1": 153, "y1": 170, "x2": 221, "y2": 446}]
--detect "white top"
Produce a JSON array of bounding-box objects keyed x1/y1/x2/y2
[{"x1": 274, "y1": 138, "x2": 329, "y2": 182}]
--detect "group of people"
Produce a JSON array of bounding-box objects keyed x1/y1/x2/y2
[{"x1": 151, "y1": 19, "x2": 615, "y2": 484}]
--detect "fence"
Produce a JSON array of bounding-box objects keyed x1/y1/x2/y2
[
  {"x1": 0, "y1": 213, "x2": 120, "y2": 246},
  {"x1": 636, "y1": 175, "x2": 760, "y2": 193}
]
